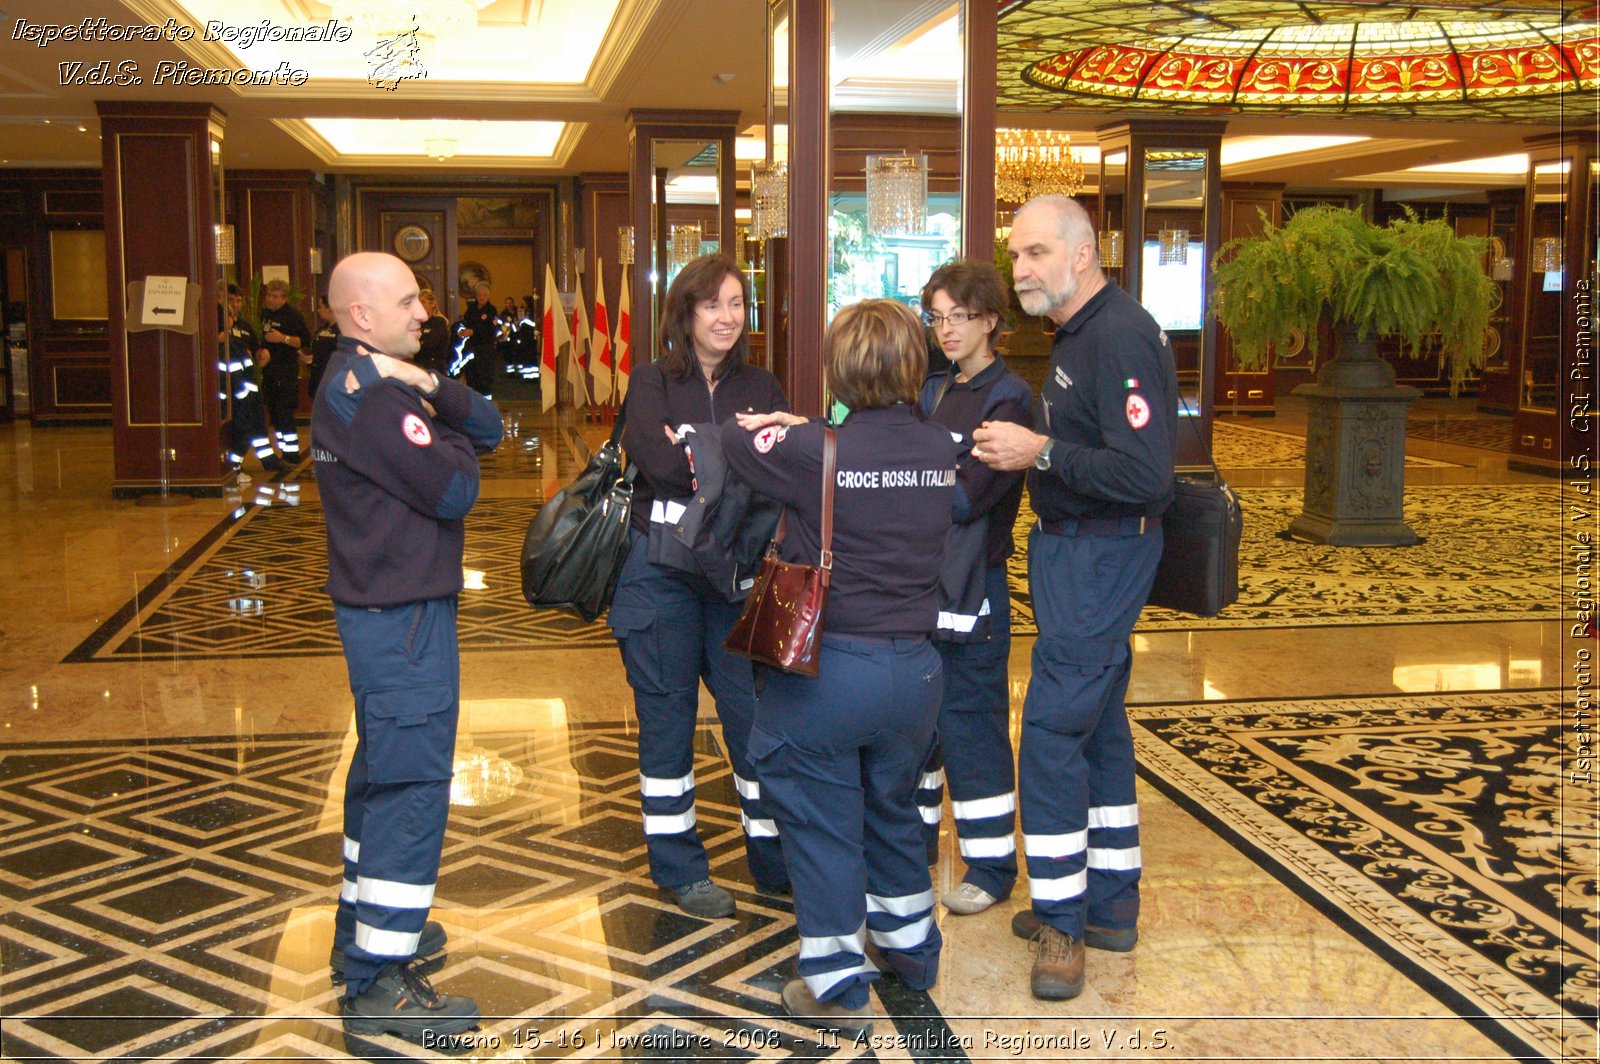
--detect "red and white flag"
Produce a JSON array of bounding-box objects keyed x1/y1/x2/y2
[
  {"x1": 591, "y1": 258, "x2": 613, "y2": 406},
  {"x1": 539, "y1": 264, "x2": 568, "y2": 413},
  {"x1": 570, "y1": 274, "x2": 592, "y2": 409},
  {"x1": 614, "y1": 272, "x2": 631, "y2": 402}
]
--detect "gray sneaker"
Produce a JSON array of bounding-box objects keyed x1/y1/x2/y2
[
  {"x1": 664, "y1": 878, "x2": 735, "y2": 918},
  {"x1": 942, "y1": 881, "x2": 999, "y2": 915}
]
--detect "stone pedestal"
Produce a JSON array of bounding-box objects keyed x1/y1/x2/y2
[{"x1": 1288, "y1": 326, "x2": 1422, "y2": 546}]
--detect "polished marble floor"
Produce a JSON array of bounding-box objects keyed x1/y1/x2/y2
[{"x1": 0, "y1": 399, "x2": 1591, "y2": 1062}]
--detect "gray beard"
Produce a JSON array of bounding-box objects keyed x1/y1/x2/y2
[{"x1": 1018, "y1": 274, "x2": 1076, "y2": 318}]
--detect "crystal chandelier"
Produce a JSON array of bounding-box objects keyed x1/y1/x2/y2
[
  {"x1": 1534, "y1": 236, "x2": 1564, "y2": 273},
  {"x1": 617, "y1": 225, "x2": 635, "y2": 265},
  {"x1": 1158, "y1": 228, "x2": 1190, "y2": 266},
  {"x1": 995, "y1": 128, "x2": 1084, "y2": 202},
  {"x1": 1097, "y1": 229, "x2": 1124, "y2": 268},
  {"x1": 671, "y1": 224, "x2": 702, "y2": 267},
  {"x1": 866, "y1": 154, "x2": 927, "y2": 236},
  {"x1": 750, "y1": 162, "x2": 788, "y2": 240}
]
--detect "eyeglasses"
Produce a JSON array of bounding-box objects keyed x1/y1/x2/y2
[{"x1": 922, "y1": 310, "x2": 985, "y2": 327}]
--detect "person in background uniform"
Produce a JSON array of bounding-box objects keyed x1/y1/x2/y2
[
  {"x1": 217, "y1": 291, "x2": 280, "y2": 479},
  {"x1": 726, "y1": 300, "x2": 966, "y2": 1038},
  {"x1": 511, "y1": 295, "x2": 539, "y2": 374},
  {"x1": 458, "y1": 282, "x2": 499, "y2": 398},
  {"x1": 611, "y1": 254, "x2": 790, "y2": 919},
  {"x1": 972, "y1": 194, "x2": 1176, "y2": 1001},
  {"x1": 314, "y1": 251, "x2": 503, "y2": 1044},
  {"x1": 415, "y1": 288, "x2": 453, "y2": 377},
  {"x1": 256, "y1": 278, "x2": 311, "y2": 464},
  {"x1": 309, "y1": 293, "x2": 340, "y2": 402},
  {"x1": 914, "y1": 260, "x2": 1033, "y2": 917}
]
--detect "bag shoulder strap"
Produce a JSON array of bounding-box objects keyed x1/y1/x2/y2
[
  {"x1": 819, "y1": 427, "x2": 836, "y2": 571},
  {"x1": 1175, "y1": 390, "x2": 1223, "y2": 482}
]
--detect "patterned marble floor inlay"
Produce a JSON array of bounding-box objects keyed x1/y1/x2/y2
[
  {"x1": 0, "y1": 723, "x2": 949, "y2": 1062},
  {"x1": 66, "y1": 482, "x2": 1563, "y2": 663},
  {"x1": 1130, "y1": 689, "x2": 1597, "y2": 1064}
]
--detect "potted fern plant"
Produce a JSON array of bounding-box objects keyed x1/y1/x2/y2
[{"x1": 1211, "y1": 205, "x2": 1494, "y2": 544}]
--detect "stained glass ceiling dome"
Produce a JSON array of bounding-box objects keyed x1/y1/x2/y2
[{"x1": 1025, "y1": 21, "x2": 1597, "y2": 115}]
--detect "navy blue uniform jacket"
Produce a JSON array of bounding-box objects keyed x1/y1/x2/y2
[
  {"x1": 622, "y1": 359, "x2": 788, "y2": 533},
  {"x1": 313, "y1": 336, "x2": 503, "y2": 606},
  {"x1": 725, "y1": 406, "x2": 965, "y2": 639},
  {"x1": 921, "y1": 355, "x2": 1033, "y2": 568},
  {"x1": 1029, "y1": 281, "x2": 1177, "y2": 521}
]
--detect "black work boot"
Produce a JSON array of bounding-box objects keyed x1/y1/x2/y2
[
  {"x1": 341, "y1": 960, "x2": 480, "y2": 1043},
  {"x1": 330, "y1": 920, "x2": 448, "y2": 983}
]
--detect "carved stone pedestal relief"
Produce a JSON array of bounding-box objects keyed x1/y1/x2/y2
[{"x1": 1288, "y1": 326, "x2": 1422, "y2": 546}]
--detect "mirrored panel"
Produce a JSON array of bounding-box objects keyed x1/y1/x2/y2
[
  {"x1": 649, "y1": 138, "x2": 721, "y2": 341},
  {"x1": 1522, "y1": 159, "x2": 1568, "y2": 412},
  {"x1": 1142, "y1": 148, "x2": 1208, "y2": 413}
]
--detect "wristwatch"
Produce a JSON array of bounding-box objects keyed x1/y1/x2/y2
[
  {"x1": 422, "y1": 371, "x2": 442, "y2": 400},
  {"x1": 1034, "y1": 438, "x2": 1056, "y2": 471}
]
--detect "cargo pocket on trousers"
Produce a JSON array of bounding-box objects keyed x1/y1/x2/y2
[
  {"x1": 609, "y1": 604, "x2": 671, "y2": 695},
  {"x1": 745, "y1": 725, "x2": 808, "y2": 826},
  {"x1": 362, "y1": 685, "x2": 457, "y2": 783}
]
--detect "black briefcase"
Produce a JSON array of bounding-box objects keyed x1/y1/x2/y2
[{"x1": 1147, "y1": 473, "x2": 1242, "y2": 618}]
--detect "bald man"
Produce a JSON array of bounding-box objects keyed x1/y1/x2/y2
[
  {"x1": 313, "y1": 251, "x2": 502, "y2": 1044},
  {"x1": 973, "y1": 196, "x2": 1176, "y2": 1002}
]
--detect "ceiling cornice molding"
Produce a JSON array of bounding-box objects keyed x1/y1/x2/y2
[
  {"x1": 122, "y1": 0, "x2": 611, "y2": 104},
  {"x1": 271, "y1": 117, "x2": 590, "y2": 169},
  {"x1": 586, "y1": 0, "x2": 667, "y2": 99},
  {"x1": 1224, "y1": 137, "x2": 1451, "y2": 177}
]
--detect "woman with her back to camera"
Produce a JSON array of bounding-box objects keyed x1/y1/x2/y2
[
  {"x1": 725, "y1": 300, "x2": 967, "y2": 1037},
  {"x1": 609, "y1": 254, "x2": 791, "y2": 917}
]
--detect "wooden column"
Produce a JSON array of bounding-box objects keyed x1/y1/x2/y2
[
  {"x1": 96, "y1": 101, "x2": 226, "y2": 497},
  {"x1": 960, "y1": 0, "x2": 997, "y2": 261},
  {"x1": 783, "y1": 0, "x2": 829, "y2": 415}
]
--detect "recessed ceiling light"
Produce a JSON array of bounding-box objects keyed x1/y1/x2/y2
[
  {"x1": 77, "y1": 125, "x2": 87, "y2": 133},
  {"x1": 714, "y1": 72, "x2": 736, "y2": 84}
]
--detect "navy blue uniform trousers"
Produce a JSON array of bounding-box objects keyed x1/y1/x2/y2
[
  {"x1": 921, "y1": 563, "x2": 1017, "y2": 898},
  {"x1": 1021, "y1": 523, "x2": 1161, "y2": 939},
  {"x1": 333, "y1": 597, "x2": 461, "y2": 998},
  {"x1": 750, "y1": 634, "x2": 944, "y2": 1008},
  {"x1": 609, "y1": 531, "x2": 787, "y2": 891}
]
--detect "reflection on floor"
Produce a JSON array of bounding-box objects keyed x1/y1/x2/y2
[{"x1": 0, "y1": 399, "x2": 1590, "y2": 1062}]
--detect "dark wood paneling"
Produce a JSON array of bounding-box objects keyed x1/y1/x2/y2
[
  {"x1": 97, "y1": 101, "x2": 225, "y2": 491},
  {"x1": 1217, "y1": 184, "x2": 1281, "y2": 414},
  {"x1": 43, "y1": 190, "x2": 103, "y2": 215},
  {"x1": 0, "y1": 171, "x2": 110, "y2": 421}
]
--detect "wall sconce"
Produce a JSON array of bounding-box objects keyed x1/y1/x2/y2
[
  {"x1": 214, "y1": 223, "x2": 236, "y2": 266},
  {"x1": 309, "y1": 247, "x2": 324, "y2": 275},
  {"x1": 670, "y1": 224, "x2": 702, "y2": 268},
  {"x1": 866, "y1": 154, "x2": 927, "y2": 236},
  {"x1": 1534, "y1": 236, "x2": 1563, "y2": 273},
  {"x1": 1158, "y1": 228, "x2": 1189, "y2": 266},
  {"x1": 1098, "y1": 230, "x2": 1124, "y2": 268},
  {"x1": 750, "y1": 161, "x2": 788, "y2": 240},
  {"x1": 617, "y1": 226, "x2": 635, "y2": 265}
]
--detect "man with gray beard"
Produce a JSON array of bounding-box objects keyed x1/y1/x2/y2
[{"x1": 971, "y1": 195, "x2": 1177, "y2": 1000}]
